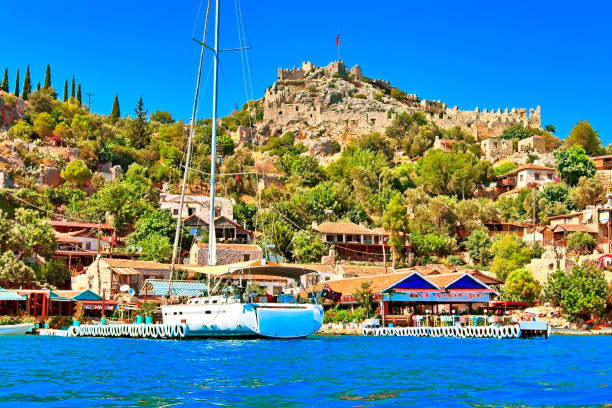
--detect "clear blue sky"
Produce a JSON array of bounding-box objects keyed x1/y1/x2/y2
[{"x1": 2, "y1": 1, "x2": 610, "y2": 142}]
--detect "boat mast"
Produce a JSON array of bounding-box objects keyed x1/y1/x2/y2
[
  {"x1": 207, "y1": 0, "x2": 221, "y2": 267},
  {"x1": 167, "y1": 0, "x2": 212, "y2": 298}
]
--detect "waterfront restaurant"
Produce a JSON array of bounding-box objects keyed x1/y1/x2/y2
[{"x1": 310, "y1": 270, "x2": 498, "y2": 327}]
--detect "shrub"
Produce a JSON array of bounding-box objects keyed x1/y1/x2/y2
[
  {"x1": 354, "y1": 93, "x2": 366, "y2": 99},
  {"x1": 566, "y1": 232, "x2": 596, "y2": 255},
  {"x1": 390, "y1": 88, "x2": 407, "y2": 100}
]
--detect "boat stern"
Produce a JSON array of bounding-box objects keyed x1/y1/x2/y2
[{"x1": 247, "y1": 304, "x2": 324, "y2": 339}]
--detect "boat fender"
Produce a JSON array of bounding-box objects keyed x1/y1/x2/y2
[
  {"x1": 477, "y1": 327, "x2": 483, "y2": 338},
  {"x1": 496, "y1": 326, "x2": 503, "y2": 339},
  {"x1": 69, "y1": 325, "x2": 79, "y2": 337},
  {"x1": 460, "y1": 327, "x2": 466, "y2": 338},
  {"x1": 514, "y1": 326, "x2": 521, "y2": 338},
  {"x1": 178, "y1": 324, "x2": 186, "y2": 338}
]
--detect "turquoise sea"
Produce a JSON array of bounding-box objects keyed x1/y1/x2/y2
[{"x1": 0, "y1": 334, "x2": 610, "y2": 407}]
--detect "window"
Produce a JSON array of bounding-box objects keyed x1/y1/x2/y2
[
  {"x1": 188, "y1": 207, "x2": 195, "y2": 216},
  {"x1": 534, "y1": 173, "x2": 541, "y2": 181},
  {"x1": 326, "y1": 234, "x2": 334, "y2": 242},
  {"x1": 243, "y1": 254, "x2": 250, "y2": 261},
  {"x1": 214, "y1": 208, "x2": 221, "y2": 216},
  {"x1": 173, "y1": 209, "x2": 179, "y2": 215}
]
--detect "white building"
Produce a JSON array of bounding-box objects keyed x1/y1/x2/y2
[{"x1": 159, "y1": 193, "x2": 234, "y2": 220}]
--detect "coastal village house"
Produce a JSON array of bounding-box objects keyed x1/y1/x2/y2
[
  {"x1": 183, "y1": 214, "x2": 254, "y2": 243},
  {"x1": 432, "y1": 136, "x2": 457, "y2": 152},
  {"x1": 72, "y1": 258, "x2": 172, "y2": 299},
  {"x1": 50, "y1": 220, "x2": 116, "y2": 273},
  {"x1": 495, "y1": 164, "x2": 557, "y2": 195},
  {"x1": 0, "y1": 288, "x2": 102, "y2": 319},
  {"x1": 480, "y1": 137, "x2": 514, "y2": 161},
  {"x1": 189, "y1": 243, "x2": 263, "y2": 265},
  {"x1": 160, "y1": 193, "x2": 233, "y2": 221},
  {"x1": 313, "y1": 221, "x2": 408, "y2": 263}
]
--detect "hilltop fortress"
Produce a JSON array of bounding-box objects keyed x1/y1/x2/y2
[{"x1": 262, "y1": 61, "x2": 541, "y2": 141}]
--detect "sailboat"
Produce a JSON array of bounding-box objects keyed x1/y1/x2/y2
[{"x1": 160, "y1": 0, "x2": 324, "y2": 338}]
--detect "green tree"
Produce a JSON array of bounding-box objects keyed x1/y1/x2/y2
[
  {"x1": 150, "y1": 110, "x2": 174, "y2": 123},
  {"x1": 278, "y1": 154, "x2": 324, "y2": 188},
  {"x1": 32, "y1": 112, "x2": 56, "y2": 140},
  {"x1": 353, "y1": 282, "x2": 374, "y2": 318},
  {"x1": 501, "y1": 268, "x2": 540, "y2": 303},
  {"x1": 63, "y1": 79, "x2": 68, "y2": 102},
  {"x1": 545, "y1": 264, "x2": 609, "y2": 322},
  {"x1": 565, "y1": 231, "x2": 596, "y2": 255},
  {"x1": 0, "y1": 251, "x2": 34, "y2": 288},
  {"x1": 489, "y1": 234, "x2": 533, "y2": 280},
  {"x1": 43, "y1": 64, "x2": 51, "y2": 89},
  {"x1": 466, "y1": 228, "x2": 492, "y2": 265},
  {"x1": 570, "y1": 176, "x2": 603, "y2": 209},
  {"x1": 76, "y1": 84, "x2": 82, "y2": 104},
  {"x1": 544, "y1": 124, "x2": 556, "y2": 133},
  {"x1": 22, "y1": 65, "x2": 32, "y2": 99},
  {"x1": 26, "y1": 87, "x2": 57, "y2": 116},
  {"x1": 126, "y1": 208, "x2": 175, "y2": 246},
  {"x1": 566, "y1": 120, "x2": 603, "y2": 155},
  {"x1": 35, "y1": 258, "x2": 70, "y2": 288},
  {"x1": 61, "y1": 158, "x2": 93, "y2": 187},
  {"x1": 128, "y1": 97, "x2": 151, "y2": 149},
  {"x1": 554, "y1": 145, "x2": 596, "y2": 186},
  {"x1": 13, "y1": 209, "x2": 56, "y2": 260},
  {"x1": 110, "y1": 94, "x2": 120, "y2": 123},
  {"x1": 416, "y1": 149, "x2": 493, "y2": 198},
  {"x1": 390, "y1": 88, "x2": 407, "y2": 100},
  {"x1": 7, "y1": 120, "x2": 33, "y2": 140},
  {"x1": 137, "y1": 233, "x2": 172, "y2": 262},
  {"x1": 500, "y1": 124, "x2": 538, "y2": 140},
  {"x1": 382, "y1": 196, "x2": 410, "y2": 267},
  {"x1": 71, "y1": 76, "x2": 75, "y2": 99},
  {"x1": 13, "y1": 68, "x2": 19, "y2": 97},
  {"x1": 291, "y1": 229, "x2": 328, "y2": 264},
  {"x1": 0, "y1": 68, "x2": 8, "y2": 92}
]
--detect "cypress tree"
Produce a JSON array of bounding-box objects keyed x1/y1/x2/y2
[
  {"x1": 129, "y1": 97, "x2": 151, "y2": 148},
  {"x1": 14, "y1": 69, "x2": 19, "y2": 97},
  {"x1": 71, "y1": 76, "x2": 75, "y2": 99},
  {"x1": 0, "y1": 68, "x2": 8, "y2": 92},
  {"x1": 36, "y1": 82, "x2": 40, "y2": 90},
  {"x1": 76, "y1": 84, "x2": 82, "y2": 105},
  {"x1": 43, "y1": 64, "x2": 51, "y2": 89},
  {"x1": 110, "y1": 94, "x2": 120, "y2": 123},
  {"x1": 63, "y1": 80, "x2": 68, "y2": 101},
  {"x1": 22, "y1": 65, "x2": 32, "y2": 99}
]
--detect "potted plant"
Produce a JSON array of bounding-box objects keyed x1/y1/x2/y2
[
  {"x1": 73, "y1": 303, "x2": 84, "y2": 326},
  {"x1": 140, "y1": 301, "x2": 157, "y2": 324}
]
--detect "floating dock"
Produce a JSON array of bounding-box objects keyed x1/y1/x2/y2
[
  {"x1": 363, "y1": 321, "x2": 549, "y2": 339},
  {"x1": 62, "y1": 323, "x2": 188, "y2": 339}
]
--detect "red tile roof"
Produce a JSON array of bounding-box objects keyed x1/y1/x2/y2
[
  {"x1": 50, "y1": 220, "x2": 114, "y2": 230},
  {"x1": 314, "y1": 222, "x2": 379, "y2": 235}
]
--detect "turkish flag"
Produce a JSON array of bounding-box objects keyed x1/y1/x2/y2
[{"x1": 336, "y1": 33, "x2": 339, "y2": 46}]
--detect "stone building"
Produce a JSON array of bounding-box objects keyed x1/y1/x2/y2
[
  {"x1": 480, "y1": 137, "x2": 513, "y2": 160},
  {"x1": 72, "y1": 258, "x2": 172, "y2": 299},
  {"x1": 159, "y1": 193, "x2": 233, "y2": 221},
  {"x1": 189, "y1": 243, "x2": 263, "y2": 265},
  {"x1": 518, "y1": 135, "x2": 546, "y2": 153}
]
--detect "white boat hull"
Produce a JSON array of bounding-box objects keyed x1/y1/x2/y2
[
  {"x1": 0, "y1": 323, "x2": 33, "y2": 336},
  {"x1": 162, "y1": 302, "x2": 324, "y2": 339}
]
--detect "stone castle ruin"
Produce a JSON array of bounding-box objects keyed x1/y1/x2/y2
[{"x1": 263, "y1": 61, "x2": 541, "y2": 142}]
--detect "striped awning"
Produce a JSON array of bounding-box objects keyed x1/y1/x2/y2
[
  {"x1": 0, "y1": 290, "x2": 27, "y2": 301},
  {"x1": 140, "y1": 280, "x2": 207, "y2": 297},
  {"x1": 113, "y1": 267, "x2": 140, "y2": 275}
]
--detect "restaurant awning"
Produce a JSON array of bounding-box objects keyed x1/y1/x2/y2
[
  {"x1": 140, "y1": 280, "x2": 208, "y2": 297},
  {"x1": 0, "y1": 290, "x2": 27, "y2": 301}
]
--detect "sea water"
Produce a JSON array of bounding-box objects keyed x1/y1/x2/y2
[{"x1": 0, "y1": 334, "x2": 610, "y2": 407}]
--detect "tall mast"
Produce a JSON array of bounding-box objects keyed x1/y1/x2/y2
[
  {"x1": 167, "y1": 0, "x2": 212, "y2": 298},
  {"x1": 207, "y1": 0, "x2": 221, "y2": 266}
]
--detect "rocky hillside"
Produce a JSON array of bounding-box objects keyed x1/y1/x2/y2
[{"x1": 255, "y1": 60, "x2": 541, "y2": 157}]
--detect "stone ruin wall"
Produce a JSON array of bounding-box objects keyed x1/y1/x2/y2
[{"x1": 264, "y1": 61, "x2": 542, "y2": 141}]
